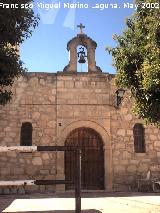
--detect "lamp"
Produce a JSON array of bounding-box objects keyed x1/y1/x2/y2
[{"x1": 115, "y1": 88, "x2": 125, "y2": 108}]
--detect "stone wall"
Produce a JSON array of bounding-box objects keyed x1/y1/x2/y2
[
  {"x1": 56, "y1": 72, "x2": 111, "y2": 134},
  {"x1": 0, "y1": 73, "x2": 57, "y2": 193},
  {"x1": 110, "y1": 81, "x2": 160, "y2": 191},
  {"x1": 0, "y1": 72, "x2": 160, "y2": 192},
  {"x1": 0, "y1": 151, "x2": 56, "y2": 194},
  {"x1": 0, "y1": 73, "x2": 57, "y2": 146}
]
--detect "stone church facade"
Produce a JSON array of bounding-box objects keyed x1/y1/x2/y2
[{"x1": 0, "y1": 30, "x2": 160, "y2": 193}]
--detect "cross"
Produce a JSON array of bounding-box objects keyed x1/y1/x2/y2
[{"x1": 77, "y1": 23, "x2": 85, "y2": 34}]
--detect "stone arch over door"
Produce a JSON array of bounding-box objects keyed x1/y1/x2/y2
[{"x1": 57, "y1": 120, "x2": 112, "y2": 191}]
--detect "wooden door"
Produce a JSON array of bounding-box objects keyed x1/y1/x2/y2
[{"x1": 65, "y1": 128, "x2": 104, "y2": 190}]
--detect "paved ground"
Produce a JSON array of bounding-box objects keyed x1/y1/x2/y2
[{"x1": 0, "y1": 192, "x2": 160, "y2": 213}]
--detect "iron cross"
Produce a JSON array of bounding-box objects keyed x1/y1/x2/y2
[{"x1": 77, "y1": 23, "x2": 85, "y2": 34}]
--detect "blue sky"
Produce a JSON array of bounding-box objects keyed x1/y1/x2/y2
[{"x1": 20, "y1": 0, "x2": 134, "y2": 74}]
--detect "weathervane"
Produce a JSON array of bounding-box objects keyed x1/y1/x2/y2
[{"x1": 77, "y1": 23, "x2": 85, "y2": 34}]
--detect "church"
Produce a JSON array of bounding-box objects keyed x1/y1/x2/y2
[{"x1": 0, "y1": 24, "x2": 160, "y2": 193}]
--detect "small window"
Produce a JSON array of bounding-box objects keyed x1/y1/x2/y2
[
  {"x1": 20, "y1": 122, "x2": 32, "y2": 146},
  {"x1": 133, "y1": 123, "x2": 145, "y2": 153}
]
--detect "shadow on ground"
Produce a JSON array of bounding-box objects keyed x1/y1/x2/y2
[
  {"x1": 1, "y1": 191, "x2": 160, "y2": 199},
  {"x1": 4, "y1": 211, "x2": 102, "y2": 213},
  {"x1": 23, "y1": 192, "x2": 160, "y2": 199}
]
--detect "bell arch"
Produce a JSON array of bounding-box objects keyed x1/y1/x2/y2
[
  {"x1": 77, "y1": 45, "x2": 88, "y2": 72},
  {"x1": 57, "y1": 120, "x2": 113, "y2": 192},
  {"x1": 63, "y1": 33, "x2": 102, "y2": 73}
]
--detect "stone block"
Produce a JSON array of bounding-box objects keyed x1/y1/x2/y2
[
  {"x1": 26, "y1": 167, "x2": 36, "y2": 175},
  {"x1": 96, "y1": 81, "x2": 107, "y2": 88},
  {"x1": 40, "y1": 169, "x2": 49, "y2": 175},
  {"x1": 48, "y1": 96, "x2": 55, "y2": 102},
  {"x1": 34, "y1": 152, "x2": 41, "y2": 157},
  {"x1": 154, "y1": 141, "x2": 160, "y2": 147},
  {"x1": 137, "y1": 164, "x2": 148, "y2": 172},
  {"x1": 117, "y1": 129, "x2": 126, "y2": 136},
  {"x1": 3, "y1": 137, "x2": 13, "y2": 143},
  {"x1": 150, "y1": 165, "x2": 160, "y2": 172},
  {"x1": 1, "y1": 168, "x2": 10, "y2": 175},
  {"x1": 135, "y1": 153, "x2": 146, "y2": 158},
  {"x1": 113, "y1": 183, "x2": 131, "y2": 192},
  {"x1": 153, "y1": 129, "x2": 159, "y2": 134},
  {"x1": 113, "y1": 150, "x2": 120, "y2": 157},
  {"x1": 43, "y1": 128, "x2": 54, "y2": 135},
  {"x1": 148, "y1": 144, "x2": 154, "y2": 150},
  {"x1": 55, "y1": 185, "x2": 65, "y2": 192},
  {"x1": 13, "y1": 168, "x2": 24, "y2": 175},
  {"x1": 0, "y1": 188, "x2": 3, "y2": 194},
  {"x1": 127, "y1": 130, "x2": 133, "y2": 136},
  {"x1": 113, "y1": 159, "x2": 119, "y2": 165},
  {"x1": 46, "y1": 185, "x2": 55, "y2": 192},
  {"x1": 75, "y1": 81, "x2": 85, "y2": 88},
  {"x1": 111, "y1": 122, "x2": 119, "y2": 128},
  {"x1": 47, "y1": 121, "x2": 55, "y2": 128},
  {"x1": 4, "y1": 127, "x2": 11, "y2": 132},
  {"x1": 25, "y1": 185, "x2": 39, "y2": 193},
  {"x1": 121, "y1": 160, "x2": 129, "y2": 165},
  {"x1": 40, "y1": 114, "x2": 49, "y2": 122},
  {"x1": 114, "y1": 165, "x2": 125, "y2": 173},
  {"x1": 121, "y1": 108, "x2": 128, "y2": 114},
  {"x1": 40, "y1": 79, "x2": 45, "y2": 85},
  {"x1": 44, "y1": 175, "x2": 55, "y2": 180},
  {"x1": 122, "y1": 151, "x2": 131, "y2": 159},
  {"x1": 39, "y1": 185, "x2": 45, "y2": 192},
  {"x1": 42, "y1": 153, "x2": 50, "y2": 160},
  {"x1": 32, "y1": 112, "x2": 40, "y2": 120},
  {"x1": 51, "y1": 89, "x2": 56, "y2": 94},
  {"x1": 8, "y1": 132, "x2": 17, "y2": 138},
  {"x1": 124, "y1": 114, "x2": 132, "y2": 121},
  {"x1": 40, "y1": 136, "x2": 52, "y2": 145},
  {"x1": 0, "y1": 131, "x2": 6, "y2": 138},
  {"x1": 32, "y1": 157, "x2": 43, "y2": 166},
  {"x1": 65, "y1": 81, "x2": 74, "y2": 88},
  {"x1": 7, "y1": 152, "x2": 17, "y2": 158},
  {"x1": 150, "y1": 135, "x2": 157, "y2": 140},
  {"x1": 29, "y1": 77, "x2": 39, "y2": 87},
  {"x1": 50, "y1": 168, "x2": 56, "y2": 174},
  {"x1": 142, "y1": 159, "x2": 151, "y2": 163},
  {"x1": 3, "y1": 188, "x2": 10, "y2": 194},
  {"x1": 10, "y1": 188, "x2": 17, "y2": 194},
  {"x1": 18, "y1": 188, "x2": 25, "y2": 195},
  {"x1": 127, "y1": 165, "x2": 137, "y2": 173},
  {"x1": 115, "y1": 143, "x2": 126, "y2": 149},
  {"x1": 130, "y1": 160, "x2": 139, "y2": 164},
  {"x1": 16, "y1": 87, "x2": 25, "y2": 94}
]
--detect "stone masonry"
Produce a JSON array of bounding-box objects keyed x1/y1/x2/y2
[
  {"x1": 0, "y1": 72, "x2": 160, "y2": 192},
  {"x1": 0, "y1": 31, "x2": 160, "y2": 193}
]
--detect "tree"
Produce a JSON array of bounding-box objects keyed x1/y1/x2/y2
[
  {"x1": 0, "y1": 0, "x2": 39, "y2": 105},
  {"x1": 107, "y1": 0, "x2": 160, "y2": 126}
]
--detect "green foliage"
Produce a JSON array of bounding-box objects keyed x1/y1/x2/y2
[
  {"x1": 107, "y1": 0, "x2": 160, "y2": 126},
  {"x1": 0, "y1": 0, "x2": 39, "y2": 105}
]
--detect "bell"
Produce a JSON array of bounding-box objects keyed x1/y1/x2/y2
[{"x1": 78, "y1": 54, "x2": 86, "y2": 64}]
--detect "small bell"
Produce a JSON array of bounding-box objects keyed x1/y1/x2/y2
[
  {"x1": 78, "y1": 54, "x2": 86, "y2": 64},
  {"x1": 77, "y1": 47, "x2": 87, "y2": 64}
]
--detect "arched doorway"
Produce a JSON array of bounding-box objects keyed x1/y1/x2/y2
[{"x1": 65, "y1": 127, "x2": 104, "y2": 190}]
